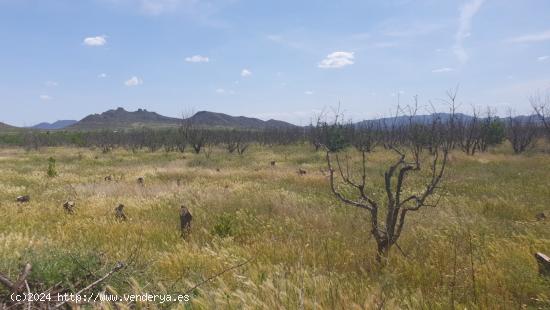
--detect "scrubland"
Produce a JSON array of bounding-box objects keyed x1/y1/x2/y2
[{"x1": 0, "y1": 144, "x2": 549, "y2": 309}]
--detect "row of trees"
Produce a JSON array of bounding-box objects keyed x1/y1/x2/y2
[
  {"x1": 0, "y1": 93, "x2": 548, "y2": 155},
  {"x1": 314, "y1": 90, "x2": 550, "y2": 262}
]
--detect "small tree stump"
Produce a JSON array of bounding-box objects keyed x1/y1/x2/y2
[
  {"x1": 535, "y1": 211, "x2": 547, "y2": 221},
  {"x1": 16, "y1": 195, "x2": 30, "y2": 203},
  {"x1": 115, "y1": 204, "x2": 127, "y2": 221},
  {"x1": 63, "y1": 201, "x2": 75, "y2": 214},
  {"x1": 535, "y1": 252, "x2": 550, "y2": 276},
  {"x1": 180, "y1": 206, "x2": 192, "y2": 237}
]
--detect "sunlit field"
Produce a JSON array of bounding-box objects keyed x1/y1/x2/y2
[{"x1": 0, "y1": 144, "x2": 549, "y2": 309}]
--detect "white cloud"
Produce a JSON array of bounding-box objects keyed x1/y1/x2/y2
[
  {"x1": 241, "y1": 69, "x2": 252, "y2": 77},
  {"x1": 45, "y1": 81, "x2": 58, "y2": 87},
  {"x1": 215, "y1": 88, "x2": 235, "y2": 94},
  {"x1": 83, "y1": 35, "x2": 107, "y2": 46},
  {"x1": 304, "y1": 91, "x2": 314, "y2": 95},
  {"x1": 432, "y1": 67, "x2": 454, "y2": 73},
  {"x1": 508, "y1": 30, "x2": 550, "y2": 43},
  {"x1": 538, "y1": 55, "x2": 550, "y2": 62},
  {"x1": 453, "y1": 0, "x2": 485, "y2": 63},
  {"x1": 124, "y1": 76, "x2": 143, "y2": 87},
  {"x1": 185, "y1": 55, "x2": 209, "y2": 63},
  {"x1": 98, "y1": 73, "x2": 108, "y2": 78},
  {"x1": 318, "y1": 51, "x2": 355, "y2": 69},
  {"x1": 40, "y1": 95, "x2": 52, "y2": 101}
]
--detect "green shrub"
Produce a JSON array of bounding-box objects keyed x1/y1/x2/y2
[
  {"x1": 47, "y1": 157, "x2": 57, "y2": 177},
  {"x1": 22, "y1": 249, "x2": 104, "y2": 290},
  {"x1": 212, "y1": 213, "x2": 237, "y2": 238}
]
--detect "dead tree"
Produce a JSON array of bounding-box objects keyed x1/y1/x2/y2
[
  {"x1": 505, "y1": 113, "x2": 537, "y2": 154},
  {"x1": 180, "y1": 206, "x2": 193, "y2": 237},
  {"x1": 63, "y1": 201, "x2": 75, "y2": 214},
  {"x1": 531, "y1": 91, "x2": 550, "y2": 137},
  {"x1": 16, "y1": 195, "x2": 30, "y2": 203},
  {"x1": 457, "y1": 107, "x2": 480, "y2": 155},
  {"x1": 115, "y1": 204, "x2": 127, "y2": 221},
  {"x1": 322, "y1": 109, "x2": 450, "y2": 263}
]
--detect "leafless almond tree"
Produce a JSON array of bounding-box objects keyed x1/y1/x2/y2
[
  {"x1": 505, "y1": 110, "x2": 537, "y2": 154},
  {"x1": 321, "y1": 102, "x2": 451, "y2": 263},
  {"x1": 531, "y1": 91, "x2": 550, "y2": 137}
]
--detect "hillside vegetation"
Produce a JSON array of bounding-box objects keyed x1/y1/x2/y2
[{"x1": 0, "y1": 144, "x2": 549, "y2": 309}]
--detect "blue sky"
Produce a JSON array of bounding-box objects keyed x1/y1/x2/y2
[{"x1": 0, "y1": 0, "x2": 549, "y2": 126}]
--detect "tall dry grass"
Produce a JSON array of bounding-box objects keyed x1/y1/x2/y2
[{"x1": 0, "y1": 145, "x2": 548, "y2": 309}]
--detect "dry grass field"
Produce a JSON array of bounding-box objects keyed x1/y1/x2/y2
[{"x1": 0, "y1": 144, "x2": 549, "y2": 309}]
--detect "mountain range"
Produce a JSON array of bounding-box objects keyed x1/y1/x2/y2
[
  {"x1": 11, "y1": 108, "x2": 298, "y2": 131},
  {"x1": 32, "y1": 120, "x2": 78, "y2": 130},
  {"x1": 0, "y1": 108, "x2": 539, "y2": 132}
]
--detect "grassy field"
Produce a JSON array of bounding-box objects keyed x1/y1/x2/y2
[{"x1": 0, "y1": 144, "x2": 549, "y2": 309}]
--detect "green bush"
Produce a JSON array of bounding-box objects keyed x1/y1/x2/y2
[
  {"x1": 212, "y1": 213, "x2": 237, "y2": 238},
  {"x1": 22, "y1": 249, "x2": 104, "y2": 290},
  {"x1": 47, "y1": 157, "x2": 57, "y2": 177}
]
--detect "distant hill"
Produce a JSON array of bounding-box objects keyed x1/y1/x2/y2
[
  {"x1": 31, "y1": 120, "x2": 77, "y2": 130},
  {"x1": 355, "y1": 113, "x2": 541, "y2": 128},
  {"x1": 0, "y1": 122, "x2": 19, "y2": 132},
  {"x1": 68, "y1": 108, "x2": 181, "y2": 130},
  {"x1": 187, "y1": 111, "x2": 297, "y2": 129},
  {"x1": 5, "y1": 109, "x2": 537, "y2": 132},
  {"x1": 68, "y1": 108, "x2": 297, "y2": 130},
  {"x1": 355, "y1": 113, "x2": 475, "y2": 127}
]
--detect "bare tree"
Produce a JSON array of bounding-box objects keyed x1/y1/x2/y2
[
  {"x1": 457, "y1": 106, "x2": 480, "y2": 155},
  {"x1": 322, "y1": 104, "x2": 450, "y2": 263},
  {"x1": 531, "y1": 91, "x2": 550, "y2": 137},
  {"x1": 505, "y1": 111, "x2": 537, "y2": 154}
]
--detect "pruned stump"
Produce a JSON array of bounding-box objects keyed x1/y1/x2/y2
[
  {"x1": 180, "y1": 206, "x2": 192, "y2": 238},
  {"x1": 63, "y1": 201, "x2": 75, "y2": 214},
  {"x1": 535, "y1": 252, "x2": 550, "y2": 276},
  {"x1": 536, "y1": 211, "x2": 547, "y2": 221},
  {"x1": 115, "y1": 204, "x2": 127, "y2": 221},
  {"x1": 16, "y1": 195, "x2": 30, "y2": 203}
]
